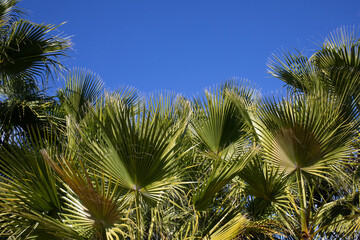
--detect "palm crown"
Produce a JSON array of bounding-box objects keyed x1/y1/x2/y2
[{"x1": 1, "y1": 1, "x2": 360, "y2": 240}]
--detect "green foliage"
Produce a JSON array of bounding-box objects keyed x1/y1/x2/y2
[{"x1": 1, "y1": 1, "x2": 360, "y2": 239}]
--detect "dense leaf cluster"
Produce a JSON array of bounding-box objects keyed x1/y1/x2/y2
[{"x1": 1, "y1": 1, "x2": 360, "y2": 239}]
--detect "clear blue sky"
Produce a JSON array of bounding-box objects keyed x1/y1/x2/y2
[{"x1": 21, "y1": 0, "x2": 360, "y2": 97}]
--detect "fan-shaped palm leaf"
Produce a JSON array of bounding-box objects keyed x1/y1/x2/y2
[
  {"x1": 256, "y1": 91, "x2": 357, "y2": 238},
  {"x1": 191, "y1": 82, "x2": 259, "y2": 211},
  {"x1": 0, "y1": 19, "x2": 70, "y2": 84},
  {"x1": 78, "y1": 92, "x2": 191, "y2": 237},
  {"x1": 0, "y1": 129, "x2": 63, "y2": 238},
  {"x1": 239, "y1": 159, "x2": 291, "y2": 221},
  {"x1": 41, "y1": 150, "x2": 132, "y2": 240},
  {"x1": 58, "y1": 68, "x2": 104, "y2": 122},
  {"x1": 190, "y1": 82, "x2": 252, "y2": 155}
]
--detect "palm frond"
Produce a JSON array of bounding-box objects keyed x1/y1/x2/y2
[
  {"x1": 267, "y1": 49, "x2": 316, "y2": 93},
  {"x1": 239, "y1": 159, "x2": 291, "y2": 221},
  {"x1": 83, "y1": 92, "x2": 190, "y2": 195},
  {"x1": 0, "y1": 0, "x2": 23, "y2": 28},
  {"x1": 58, "y1": 68, "x2": 104, "y2": 121},
  {"x1": 0, "y1": 19, "x2": 70, "y2": 84},
  {"x1": 257, "y1": 91, "x2": 356, "y2": 182},
  {"x1": 193, "y1": 147, "x2": 257, "y2": 211},
  {"x1": 41, "y1": 150, "x2": 132, "y2": 239}
]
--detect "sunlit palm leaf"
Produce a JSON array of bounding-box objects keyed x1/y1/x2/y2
[
  {"x1": 78, "y1": 92, "x2": 191, "y2": 237},
  {"x1": 0, "y1": 129, "x2": 64, "y2": 238},
  {"x1": 256, "y1": 90, "x2": 358, "y2": 238},
  {"x1": 257, "y1": 92, "x2": 355, "y2": 181},
  {"x1": 82, "y1": 92, "x2": 190, "y2": 199},
  {"x1": 41, "y1": 150, "x2": 132, "y2": 239},
  {"x1": 0, "y1": 129, "x2": 61, "y2": 214},
  {"x1": 312, "y1": 26, "x2": 360, "y2": 73},
  {"x1": 193, "y1": 148, "x2": 257, "y2": 211},
  {"x1": 203, "y1": 209, "x2": 281, "y2": 240},
  {"x1": 268, "y1": 50, "x2": 316, "y2": 93},
  {"x1": 59, "y1": 68, "x2": 104, "y2": 122},
  {"x1": 0, "y1": 0, "x2": 23, "y2": 28},
  {"x1": 190, "y1": 83, "x2": 251, "y2": 155},
  {"x1": 191, "y1": 82, "x2": 259, "y2": 211}
]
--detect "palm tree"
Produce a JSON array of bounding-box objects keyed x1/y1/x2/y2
[
  {"x1": 0, "y1": 0, "x2": 70, "y2": 84},
  {"x1": 268, "y1": 27, "x2": 360, "y2": 116},
  {"x1": 0, "y1": 0, "x2": 70, "y2": 144},
  {"x1": 0, "y1": 89, "x2": 192, "y2": 239},
  {"x1": 2, "y1": 5, "x2": 360, "y2": 237},
  {"x1": 186, "y1": 82, "x2": 291, "y2": 239},
  {"x1": 80, "y1": 92, "x2": 191, "y2": 239},
  {"x1": 267, "y1": 27, "x2": 360, "y2": 238},
  {"x1": 256, "y1": 89, "x2": 358, "y2": 239},
  {"x1": 2, "y1": 79, "x2": 360, "y2": 239}
]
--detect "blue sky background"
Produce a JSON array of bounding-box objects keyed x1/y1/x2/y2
[{"x1": 21, "y1": 0, "x2": 360, "y2": 97}]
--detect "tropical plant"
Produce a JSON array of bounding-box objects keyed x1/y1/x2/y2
[
  {"x1": 0, "y1": 0, "x2": 70, "y2": 84},
  {"x1": 2, "y1": 1, "x2": 360, "y2": 239},
  {"x1": 0, "y1": 0, "x2": 70, "y2": 145}
]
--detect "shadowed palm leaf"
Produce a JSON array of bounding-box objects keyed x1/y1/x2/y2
[{"x1": 0, "y1": 19, "x2": 70, "y2": 84}]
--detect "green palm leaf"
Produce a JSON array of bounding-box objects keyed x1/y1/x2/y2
[
  {"x1": 78, "y1": 92, "x2": 191, "y2": 237},
  {"x1": 0, "y1": 0, "x2": 23, "y2": 28},
  {"x1": 191, "y1": 82, "x2": 259, "y2": 211},
  {"x1": 82, "y1": 92, "x2": 190, "y2": 197},
  {"x1": 193, "y1": 148, "x2": 257, "y2": 211},
  {"x1": 0, "y1": 129, "x2": 65, "y2": 238},
  {"x1": 59, "y1": 68, "x2": 104, "y2": 122},
  {"x1": 257, "y1": 92, "x2": 355, "y2": 180},
  {"x1": 0, "y1": 19, "x2": 70, "y2": 84},
  {"x1": 190, "y1": 83, "x2": 250, "y2": 155},
  {"x1": 256, "y1": 90, "x2": 357, "y2": 237},
  {"x1": 42, "y1": 150, "x2": 132, "y2": 239}
]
